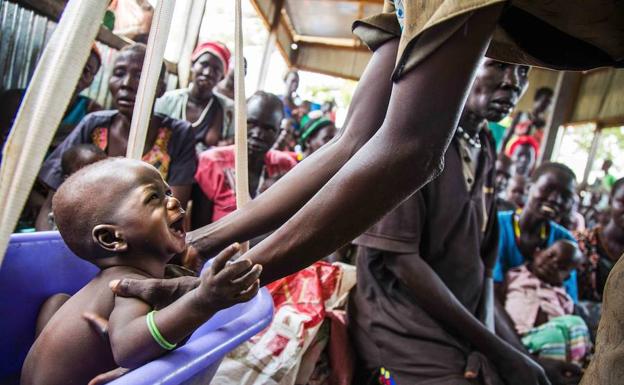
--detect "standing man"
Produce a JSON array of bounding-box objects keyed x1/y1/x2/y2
[{"x1": 350, "y1": 59, "x2": 535, "y2": 385}]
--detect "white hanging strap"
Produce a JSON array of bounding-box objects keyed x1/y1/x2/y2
[
  {"x1": 126, "y1": 0, "x2": 175, "y2": 159},
  {"x1": 0, "y1": 0, "x2": 108, "y2": 267},
  {"x1": 234, "y1": 0, "x2": 250, "y2": 252}
]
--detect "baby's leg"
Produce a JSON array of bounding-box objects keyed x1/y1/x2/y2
[{"x1": 35, "y1": 293, "x2": 70, "y2": 336}]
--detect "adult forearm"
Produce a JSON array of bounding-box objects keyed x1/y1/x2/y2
[
  {"x1": 187, "y1": 40, "x2": 399, "y2": 255},
  {"x1": 389, "y1": 254, "x2": 523, "y2": 362},
  {"x1": 244, "y1": 4, "x2": 504, "y2": 285}
]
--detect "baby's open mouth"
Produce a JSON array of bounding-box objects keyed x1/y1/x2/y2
[{"x1": 168, "y1": 214, "x2": 185, "y2": 238}]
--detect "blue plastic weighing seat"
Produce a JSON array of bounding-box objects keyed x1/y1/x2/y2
[{"x1": 0, "y1": 231, "x2": 273, "y2": 384}]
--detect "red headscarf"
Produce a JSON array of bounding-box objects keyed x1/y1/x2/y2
[
  {"x1": 191, "y1": 41, "x2": 231, "y2": 74},
  {"x1": 507, "y1": 135, "x2": 540, "y2": 157}
]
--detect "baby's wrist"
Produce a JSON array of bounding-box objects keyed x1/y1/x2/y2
[{"x1": 188, "y1": 287, "x2": 219, "y2": 318}]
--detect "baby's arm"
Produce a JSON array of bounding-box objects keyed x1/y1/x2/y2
[{"x1": 108, "y1": 244, "x2": 261, "y2": 368}]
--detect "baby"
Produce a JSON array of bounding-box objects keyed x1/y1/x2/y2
[
  {"x1": 504, "y1": 239, "x2": 590, "y2": 364},
  {"x1": 21, "y1": 158, "x2": 262, "y2": 385}
]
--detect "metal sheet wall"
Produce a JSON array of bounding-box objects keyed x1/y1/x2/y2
[
  {"x1": 0, "y1": 0, "x2": 55, "y2": 92},
  {"x1": 0, "y1": 0, "x2": 121, "y2": 108}
]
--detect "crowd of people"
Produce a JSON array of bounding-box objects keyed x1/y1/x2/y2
[
  {"x1": 2, "y1": 2, "x2": 623, "y2": 382},
  {"x1": 0, "y1": 40, "x2": 339, "y2": 236}
]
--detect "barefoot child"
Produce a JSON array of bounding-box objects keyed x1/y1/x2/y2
[
  {"x1": 504, "y1": 240, "x2": 591, "y2": 365},
  {"x1": 21, "y1": 158, "x2": 262, "y2": 385}
]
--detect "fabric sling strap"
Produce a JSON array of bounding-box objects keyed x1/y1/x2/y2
[
  {"x1": 126, "y1": 0, "x2": 175, "y2": 160},
  {"x1": 0, "y1": 0, "x2": 107, "y2": 267},
  {"x1": 234, "y1": 0, "x2": 251, "y2": 252}
]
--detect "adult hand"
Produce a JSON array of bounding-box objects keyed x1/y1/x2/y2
[
  {"x1": 497, "y1": 350, "x2": 551, "y2": 385},
  {"x1": 537, "y1": 357, "x2": 582, "y2": 385},
  {"x1": 110, "y1": 274, "x2": 200, "y2": 310},
  {"x1": 192, "y1": 243, "x2": 262, "y2": 310},
  {"x1": 464, "y1": 351, "x2": 505, "y2": 385}
]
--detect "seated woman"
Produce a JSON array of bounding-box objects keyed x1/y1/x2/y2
[
  {"x1": 155, "y1": 41, "x2": 234, "y2": 152},
  {"x1": 576, "y1": 178, "x2": 624, "y2": 303},
  {"x1": 574, "y1": 178, "x2": 624, "y2": 338},
  {"x1": 494, "y1": 162, "x2": 579, "y2": 303},
  {"x1": 37, "y1": 43, "x2": 196, "y2": 230},
  {"x1": 504, "y1": 240, "x2": 590, "y2": 366}
]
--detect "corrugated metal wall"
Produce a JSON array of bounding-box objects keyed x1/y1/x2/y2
[
  {"x1": 0, "y1": 0, "x2": 120, "y2": 108},
  {"x1": 0, "y1": 0, "x2": 55, "y2": 91},
  {"x1": 571, "y1": 68, "x2": 624, "y2": 125}
]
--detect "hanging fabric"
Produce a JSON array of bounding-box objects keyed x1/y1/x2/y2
[
  {"x1": 0, "y1": 0, "x2": 108, "y2": 266},
  {"x1": 234, "y1": 0, "x2": 250, "y2": 252},
  {"x1": 126, "y1": 0, "x2": 175, "y2": 159}
]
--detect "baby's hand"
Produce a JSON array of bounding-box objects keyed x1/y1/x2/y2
[{"x1": 194, "y1": 243, "x2": 262, "y2": 311}]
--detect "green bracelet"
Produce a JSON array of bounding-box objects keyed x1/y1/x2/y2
[{"x1": 146, "y1": 310, "x2": 177, "y2": 350}]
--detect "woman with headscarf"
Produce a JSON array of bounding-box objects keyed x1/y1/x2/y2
[
  {"x1": 155, "y1": 41, "x2": 234, "y2": 152},
  {"x1": 507, "y1": 135, "x2": 539, "y2": 177}
]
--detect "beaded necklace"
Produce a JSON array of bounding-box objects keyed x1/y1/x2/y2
[{"x1": 456, "y1": 126, "x2": 481, "y2": 148}]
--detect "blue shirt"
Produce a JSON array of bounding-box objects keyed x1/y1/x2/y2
[{"x1": 494, "y1": 211, "x2": 578, "y2": 302}]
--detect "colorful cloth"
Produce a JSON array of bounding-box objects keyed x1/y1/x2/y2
[
  {"x1": 494, "y1": 211, "x2": 579, "y2": 302},
  {"x1": 506, "y1": 134, "x2": 540, "y2": 158},
  {"x1": 211, "y1": 262, "x2": 356, "y2": 385},
  {"x1": 378, "y1": 367, "x2": 397, "y2": 385},
  {"x1": 521, "y1": 315, "x2": 591, "y2": 365},
  {"x1": 574, "y1": 227, "x2": 618, "y2": 302},
  {"x1": 90, "y1": 126, "x2": 172, "y2": 181},
  {"x1": 505, "y1": 265, "x2": 574, "y2": 335},
  {"x1": 39, "y1": 110, "x2": 196, "y2": 190},
  {"x1": 194, "y1": 145, "x2": 297, "y2": 222},
  {"x1": 191, "y1": 41, "x2": 231, "y2": 73}
]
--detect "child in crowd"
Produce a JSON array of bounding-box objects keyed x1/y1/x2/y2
[
  {"x1": 60, "y1": 144, "x2": 107, "y2": 180},
  {"x1": 42, "y1": 144, "x2": 108, "y2": 229},
  {"x1": 21, "y1": 158, "x2": 262, "y2": 385},
  {"x1": 504, "y1": 239, "x2": 591, "y2": 365}
]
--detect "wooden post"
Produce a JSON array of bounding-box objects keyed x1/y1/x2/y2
[
  {"x1": 234, "y1": 0, "x2": 250, "y2": 252},
  {"x1": 256, "y1": 0, "x2": 284, "y2": 91},
  {"x1": 538, "y1": 71, "x2": 582, "y2": 164}
]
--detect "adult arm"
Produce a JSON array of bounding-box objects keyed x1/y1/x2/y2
[
  {"x1": 186, "y1": 38, "x2": 399, "y2": 255},
  {"x1": 242, "y1": 5, "x2": 508, "y2": 285},
  {"x1": 387, "y1": 252, "x2": 549, "y2": 385}
]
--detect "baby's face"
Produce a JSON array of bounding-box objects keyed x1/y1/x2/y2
[
  {"x1": 532, "y1": 242, "x2": 579, "y2": 286},
  {"x1": 113, "y1": 164, "x2": 186, "y2": 259}
]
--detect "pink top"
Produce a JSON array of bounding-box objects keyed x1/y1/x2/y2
[
  {"x1": 504, "y1": 265, "x2": 574, "y2": 335},
  {"x1": 195, "y1": 145, "x2": 297, "y2": 222}
]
